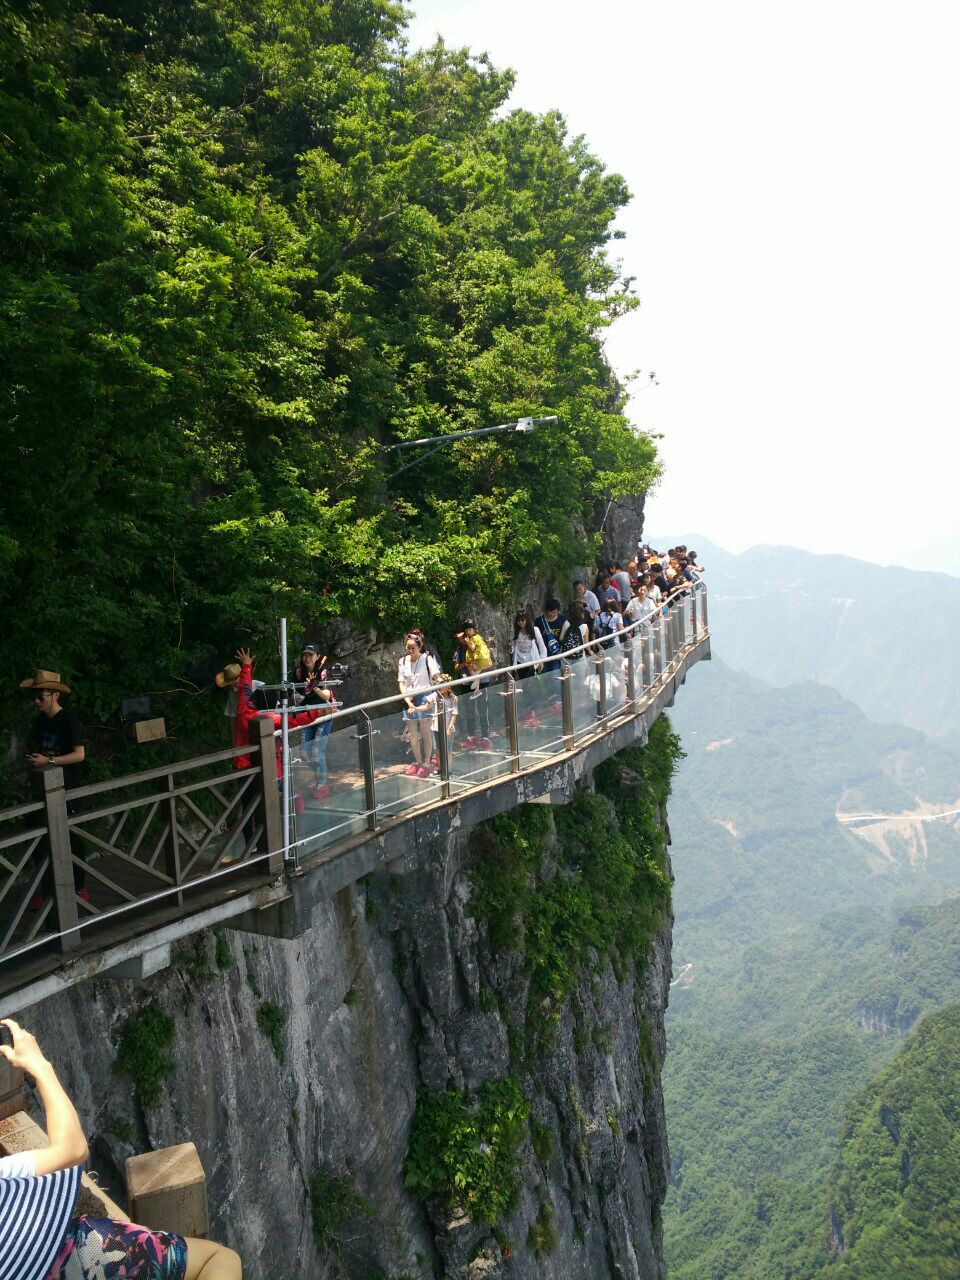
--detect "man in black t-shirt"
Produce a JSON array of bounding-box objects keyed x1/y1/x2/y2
[{"x1": 20, "y1": 670, "x2": 88, "y2": 904}]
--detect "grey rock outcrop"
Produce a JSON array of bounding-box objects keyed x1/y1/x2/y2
[{"x1": 23, "y1": 769, "x2": 671, "y2": 1280}]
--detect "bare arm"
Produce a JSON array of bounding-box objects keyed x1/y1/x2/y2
[
  {"x1": 0, "y1": 1018, "x2": 88, "y2": 1174},
  {"x1": 28, "y1": 745, "x2": 85, "y2": 769}
]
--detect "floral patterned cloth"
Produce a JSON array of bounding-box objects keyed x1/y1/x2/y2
[{"x1": 46, "y1": 1216, "x2": 187, "y2": 1280}]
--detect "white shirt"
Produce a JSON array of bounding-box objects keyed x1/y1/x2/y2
[
  {"x1": 625, "y1": 596, "x2": 657, "y2": 624},
  {"x1": 398, "y1": 652, "x2": 439, "y2": 693},
  {"x1": 0, "y1": 1151, "x2": 36, "y2": 1177},
  {"x1": 512, "y1": 628, "x2": 547, "y2": 667}
]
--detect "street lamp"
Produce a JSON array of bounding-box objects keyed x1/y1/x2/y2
[{"x1": 387, "y1": 415, "x2": 559, "y2": 479}]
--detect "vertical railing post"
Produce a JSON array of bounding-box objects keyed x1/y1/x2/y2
[
  {"x1": 252, "y1": 717, "x2": 284, "y2": 876},
  {"x1": 37, "y1": 768, "x2": 80, "y2": 953},
  {"x1": 164, "y1": 771, "x2": 184, "y2": 906},
  {"x1": 691, "y1": 587, "x2": 700, "y2": 639},
  {"x1": 560, "y1": 660, "x2": 575, "y2": 750},
  {"x1": 647, "y1": 624, "x2": 656, "y2": 689},
  {"x1": 503, "y1": 676, "x2": 521, "y2": 772},
  {"x1": 357, "y1": 711, "x2": 379, "y2": 833},
  {"x1": 625, "y1": 631, "x2": 637, "y2": 704},
  {"x1": 658, "y1": 611, "x2": 669, "y2": 675},
  {"x1": 700, "y1": 583, "x2": 709, "y2": 632},
  {"x1": 597, "y1": 652, "x2": 609, "y2": 722},
  {"x1": 437, "y1": 696, "x2": 452, "y2": 799}
]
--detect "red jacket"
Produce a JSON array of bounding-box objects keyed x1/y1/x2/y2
[{"x1": 233, "y1": 661, "x2": 321, "y2": 776}]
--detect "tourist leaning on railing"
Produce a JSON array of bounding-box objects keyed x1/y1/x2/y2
[
  {"x1": 0, "y1": 1018, "x2": 241, "y2": 1280},
  {"x1": 398, "y1": 633, "x2": 440, "y2": 778}
]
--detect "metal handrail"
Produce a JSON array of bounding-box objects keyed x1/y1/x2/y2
[
  {"x1": 273, "y1": 580, "x2": 707, "y2": 734},
  {"x1": 0, "y1": 581, "x2": 708, "y2": 975}
]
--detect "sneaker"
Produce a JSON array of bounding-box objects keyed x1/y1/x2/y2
[
  {"x1": 469, "y1": 689, "x2": 483, "y2": 700},
  {"x1": 404, "y1": 763, "x2": 420, "y2": 776},
  {"x1": 77, "y1": 888, "x2": 90, "y2": 904},
  {"x1": 430, "y1": 752, "x2": 439, "y2": 765},
  {"x1": 417, "y1": 763, "x2": 434, "y2": 778},
  {"x1": 526, "y1": 714, "x2": 542, "y2": 729},
  {"x1": 551, "y1": 700, "x2": 563, "y2": 713},
  {"x1": 480, "y1": 737, "x2": 493, "y2": 750},
  {"x1": 460, "y1": 737, "x2": 477, "y2": 750},
  {"x1": 28, "y1": 894, "x2": 46, "y2": 912},
  {"x1": 312, "y1": 785, "x2": 330, "y2": 801}
]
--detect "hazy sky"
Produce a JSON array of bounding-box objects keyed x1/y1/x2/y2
[{"x1": 405, "y1": 0, "x2": 960, "y2": 575}]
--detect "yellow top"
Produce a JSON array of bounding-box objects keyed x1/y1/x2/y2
[{"x1": 465, "y1": 633, "x2": 492, "y2": 671}]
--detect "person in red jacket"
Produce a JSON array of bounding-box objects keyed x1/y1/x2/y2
[{"x1": 231, "y1": 649, "x2": 321, "y2": 822}]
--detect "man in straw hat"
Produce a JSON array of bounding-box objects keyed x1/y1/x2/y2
[
  {"x1": 20, "y1": 670, "x2": 89, "y2": 907},
  {"x1": 215, "y1": 659, "x2": 264, "y2": 746}
]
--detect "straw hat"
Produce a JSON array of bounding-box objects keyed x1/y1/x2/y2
[
  {"x1": 214, "y1": 662, "x2": 242, "y2": 689},
  {"x1": 19, "y1": 670, "x2": 72, "y2": 694},
  {"x1": 0, "y1": 1163, "x2": 81, "y2": 1280}
]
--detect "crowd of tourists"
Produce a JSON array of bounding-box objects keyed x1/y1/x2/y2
[
  {"x1": 213, "y1": 544, "x2": 705, "y2": 788},
  {"x1": 394, "y1": 543, "x2": 704, "y2": 776}
]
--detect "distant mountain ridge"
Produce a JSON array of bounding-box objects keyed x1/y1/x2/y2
[{"x1": 651, "y1": 536, "x2": 960, "y2": 743}]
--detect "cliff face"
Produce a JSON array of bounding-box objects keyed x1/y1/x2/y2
[{"x1": 23, "y1": 733, "x2": 677, "y2": 1280}]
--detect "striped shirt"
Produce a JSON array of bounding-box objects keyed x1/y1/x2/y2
[{"x1": 0, "y1": 1159, "x2": 81, "y2": 1280}]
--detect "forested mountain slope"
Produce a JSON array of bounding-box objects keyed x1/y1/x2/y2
[
  {"x1": 0, "y1": 0, "x2": 656, "y2": 794},
  {"x1": 820, "y1": 1004, "x2": 960, "y2": 1278},
  {"x1": 664, "y1": 539, "x2": 960, "y2": 742},
  {"x1": 667, "y1": 656, "x2": 960, "y2": 1011},
  {"x1": 662, "y1": 655, "x2": 960, "y2": 1278}
]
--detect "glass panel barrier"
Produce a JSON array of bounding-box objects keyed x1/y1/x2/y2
[
  {"x1": 514, "y1": 664, "x2": 567, "y2": 766},
  {"x1": 289, "y1": 713, "x2": 369, "y2": 854},
  {"x1": 369, "y1": 696, "x2": 444, "y2": 818},
  {"x1": 449, "y1": 676, "x2": 512, "y2": 793},
  {"x1": 570, "y1": 652, "x2": 601, "y2": 740}
]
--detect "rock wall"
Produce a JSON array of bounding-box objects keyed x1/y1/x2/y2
[{"x1": 22, "y1": 742, "x2": 674, "y2": 1280}]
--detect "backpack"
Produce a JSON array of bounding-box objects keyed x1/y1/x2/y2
[
  {"x1": 536, "y1": 616, "x2": 563, "y2": 658},
  {"x1": 595, "y1": 611, "x2": 619, "y2": 646},
  {"x1": 560, "y1": 624, "x2": 585, "y2": 660}
]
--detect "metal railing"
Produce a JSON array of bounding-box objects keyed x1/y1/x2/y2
[
  {"x1": 0, "y1": 718, "x2": 282, "y2": 967},
  {"x1": 0, "y1": 582, "x2": 707, "y2": 972},
  {"x1": 279, "y1": 581, "x2": 708, "y2": 865}
]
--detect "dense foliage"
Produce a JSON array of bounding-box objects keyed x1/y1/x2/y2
[
  {"x1": 823, "y1": 1004, "x2": 960, "y2": 1277},
  {"x1": 404, "y1": 1077, "x2": 529, "y2": 1226},
  {"x1": 0, "y1": 0, "x2": 658, "y2": 792},
  {"x1": 468, "y1": 717, "x2": 680, "y2": 1046}
]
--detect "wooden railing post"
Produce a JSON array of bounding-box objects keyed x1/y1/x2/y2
[
  {"x1": 252, "y1": 718, "x2": 283, "y2": 876},
  {"x1": 0, "y1": 1058, "x2": 25, "y2": 1120},
  {"x1": 126, "y1": 1142, "x2": 209, "y2": 1239},
  {"x1": 36, "y1": 768, "x2": 80, "y2": 953},
  {"x1": 164, "y1": 772, "x2": 183, "y2": 908}
]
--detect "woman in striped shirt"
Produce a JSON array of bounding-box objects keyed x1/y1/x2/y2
[{"x1": 0, "y1": 1019, "x2": 240, "y2": 1279}]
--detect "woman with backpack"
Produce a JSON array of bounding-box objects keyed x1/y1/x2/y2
[
  {"x1": 398, "y1": 633, "x2": 440, "y2": 777},
  {"x1": 509, "y1": 612, "x2": 547, "y2": 727}
]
